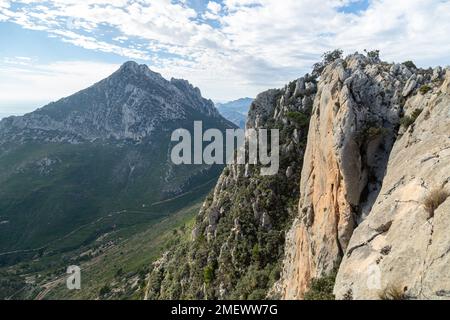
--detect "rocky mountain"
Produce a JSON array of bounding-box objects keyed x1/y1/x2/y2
[
  {"x1": 145, "y1": 52, "x2": 450, "y2": 300},
  {"x1": 216, "y1": 98, "x2": 253, "y2": 128},
  {"x1": 0, "y1": 61, "x2": 235, "y2": 259},
  {"x1": 0, "y1": 61, "x2": 221, "y2": 144}
]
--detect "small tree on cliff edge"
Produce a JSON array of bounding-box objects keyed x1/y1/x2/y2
[{"x1": 312, "y1": 49, "x2": 344, "y2": 78}]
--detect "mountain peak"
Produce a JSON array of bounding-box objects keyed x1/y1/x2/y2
[
  {"x1": 0, "y1": 60, "x2": 229, "y2": 143},
  {"x1": 118, "y1": 61, "x2": 163, "y2": 80}
]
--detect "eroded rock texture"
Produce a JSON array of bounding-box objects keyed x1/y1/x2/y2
[
  {"x1": 279, "y1": 54, "x2": 428, "y2": 299},
  {"x1": 334, "y1": 70, "x2": 450, "y2": 300}
]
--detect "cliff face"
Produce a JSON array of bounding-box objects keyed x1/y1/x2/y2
[
  {"x1": 279, "y1": 54, "x2": 432, "y2": 299},
  {"x1": 334, "y1": 70, "x2": 450, "y2": 300},
  {"x1": 145, "y1": 52, "x2": 449, "y2": 300},
  {"x1": 146, "y1": 75, "x2": 317, "y2": 300}
]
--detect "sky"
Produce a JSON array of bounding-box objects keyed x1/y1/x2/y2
[{"x1": 1, "y1": 0, "x2": 450, "y2": 117}]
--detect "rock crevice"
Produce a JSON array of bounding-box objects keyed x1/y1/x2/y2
[
  {"x1": 278, "y1": 54, "x2": 428, "y2": 299},
  {"x1": 334, "y1": 69, "x2": 450, "y2": 300}
]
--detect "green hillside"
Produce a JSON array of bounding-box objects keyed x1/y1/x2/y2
[{"x1": 0, "y1": 181, "x2": 212, "y2": 300}]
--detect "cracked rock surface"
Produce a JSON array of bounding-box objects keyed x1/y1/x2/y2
[
  {"x1": 278, "y1": 53, "x2": 423, "y2": 299},
  {"x1": 334, "y1": 71, "x2": 450, "y2": 300}
]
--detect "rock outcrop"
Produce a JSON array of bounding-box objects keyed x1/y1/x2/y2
[
  {"x1": 334, "y1": 70, "x2": 450, "y2": 300},
  {"x1": 145, "y1": 75, "x2": 318, "y2": 300},
  {"x1": 278, "y1": 54, "x2": 431, "y2": 299}
]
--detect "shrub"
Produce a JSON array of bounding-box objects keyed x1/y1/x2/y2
[
  {"x1": 252, "y1": 244, "x2": 260, "y2": 264},
  {"x1": 379, "y1": 285, "x2": 406, "y2": 300},
  {"x1": 287, "y1": 111, "x2": 309, "y2": 128},
  {"x1": 355, "y1": 125, "x2": 389, "y2": 145},
  {"x1": 419, "y1": 85, "x2": 432, "y2": 95},
  {"x1": 322, "y1": 49, "x2": 344, "y2": 64},
  {"x1": 203, "y1": 265, "x2": 215, "y2": 284},
  {"x1": 399, "y1": 116, "x2": 413, "y2": 128},
  {"x1": 424, "y1": 188, "x2": 450, "y2": 217},
  {"x1": 99, "y1": 285, "x2": 111, "y2": 296},
  {"x1": 365, "y1": 49, "x2": 380, "y2": 60},
  {"x1": 365, "y1": 126, "x2": 389, "y2": 141},
  {"x1": 411, "y1": 108, "x2": 423, "y2": 120},
  {"x1": 402, "y1": 61, "x2": 417, "y2": 69},
  {"x1": 115, "y1": 268, "x2": 124, "y2": 278},
  {"x1": 400, "y1": 109, "x2": 422, "y2": 128},
  {"x1": 312, "y1": 49, "x2": 343, "y2": 77},
  {"x1": 247, "y1": 289, "x2": 267, "y2": 300},
  {"x1": 304, "y1": 271, "x2": 336, "y2": 300}
]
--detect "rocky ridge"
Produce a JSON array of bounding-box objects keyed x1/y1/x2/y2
[
  {"x1": 145, "y1": 73, "x2": 318, "y2": 299},
  {"x1": 144, "y1": 52, "x2": 449, "y2": 300},
  {"x1": 0, "y1": 62, "x2": 234, "y2": 257}
]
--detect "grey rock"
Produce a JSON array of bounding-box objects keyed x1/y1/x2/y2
[
  {"x1": 305, "y1": 82, "x2": 316, "y2": 94},
  {"x1": 294, "y1": 78, "x2": 306, "y2": 97},
  {"x1": 403, "y1": 76, "x2": 417, "y2": 97},
  {"x1": 286, "y1": 166, "x2": 294, "y2": 178},
  {"x1": 0, "y1": 61, "x2": 225, "y2": 144},
  {"x1": 390, "y1": 64, "x2": 401, "y2": 75},
  {"x1": 279, "y1": 53, "x2": 418, "y2": 299},
  {"x1": 335, "y1": 75, "x2": 450, "y2": 299},
  {"x1": 432, "y1": 66, "x2": 443, "y2": 81}
]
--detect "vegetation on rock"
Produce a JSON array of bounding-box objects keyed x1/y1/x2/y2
[
  {"x1": 146, "y1": 74, "x2": 317, "y2": 300},
  {"x1": 424, "y1": 188, "x2": 450, "y2": 218}
]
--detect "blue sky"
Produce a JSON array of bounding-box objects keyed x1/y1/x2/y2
[{"x1": 1, "y1": 0, "x2": 450, "y2": 118}]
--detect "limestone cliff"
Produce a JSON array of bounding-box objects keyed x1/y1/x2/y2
[
  {"x1": 334, "y1": 69, "x2": 450, "y2": 300},
  {"x1": 146, "y1": 75, "x2": 317, "y2": 299},
  {"x1": 278, "y1": 54, "x2": 433, "y2": 299}
]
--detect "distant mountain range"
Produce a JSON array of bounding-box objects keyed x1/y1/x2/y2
[{"x1": 215, "y1": 97, "x2": 253, "y2": 128}]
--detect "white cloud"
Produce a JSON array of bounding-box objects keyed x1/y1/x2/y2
[
  {"x1": 1, "y1": 0, "x2": 450, "y2": 104},
  {"x1": 207, "y1": 1, "x2": 222, "y2": 14},
  {"x1": 0, "y1": 58, "x2": 119, "y2": 115}
]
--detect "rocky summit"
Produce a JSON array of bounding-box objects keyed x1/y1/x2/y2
[
  {"x1": 278, "y1": 54, "x2": 450, "y2": 300},
  {"x1": 334, "y1": 66, "x2": 450, "y2": 300}
]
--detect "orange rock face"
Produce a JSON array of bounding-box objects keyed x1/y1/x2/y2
[{"x1": 279, "y1": 54, "x2": 417, "y2": 299}]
